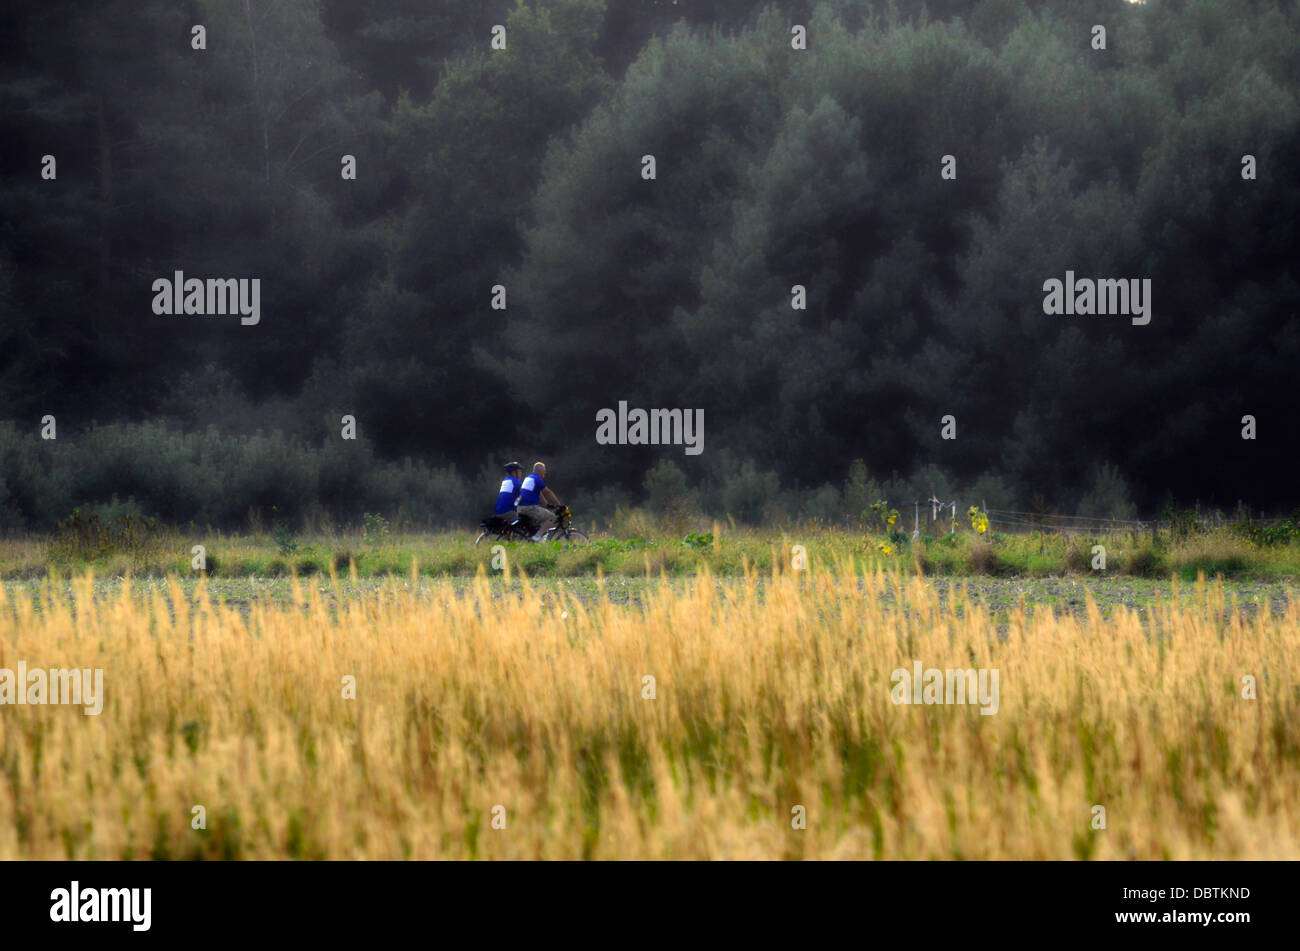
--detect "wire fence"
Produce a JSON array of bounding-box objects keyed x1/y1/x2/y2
[{"x1": 871, "y1": 498, "x2": 1295, "y2": 538}]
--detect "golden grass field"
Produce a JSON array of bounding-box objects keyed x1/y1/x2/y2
[{"x1": 1, "y1": 562, "x2": 1297, "y2": 860}]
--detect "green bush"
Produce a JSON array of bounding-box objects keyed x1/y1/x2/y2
[
  {"x1": 1232, "y1": 510, "x2": 1300, "y2": 547},
  {"x1": 719, "y1": 461, "x2": 780, "y2": 524},
  {"x1": 1123, "y1": 544, "x2": 1165, "y2": 577},
  {"x1": 968, "y1": 540, "x2": 1002, "y2": 575},
  {"x1": 48, "y1": 505, "x2": 164, "y2": 567},
  {"x1": 1063, "y1": 539, "x2": 1093, "y2": 573},
  {"x1": 644, "y1": 460, "x2": 696, "y2": 518},
  {"x1": 0, "y1": 422, "x2": 481, "y2": 533},
  {"x1": 273, "y1": 519, "x2": 299, "y2": 556}
]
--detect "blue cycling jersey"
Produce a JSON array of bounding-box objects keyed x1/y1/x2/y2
[
  {"x1": 494, "y1": 476, "x2": 522, "y2": 515},
  {"x1": 519, "y1": 472, "x2": 546, "y2": 506}
]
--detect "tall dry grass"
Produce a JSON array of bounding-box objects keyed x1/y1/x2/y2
[{"x1": 0, "y1": 563, "x2": 1297, "y2": 859}]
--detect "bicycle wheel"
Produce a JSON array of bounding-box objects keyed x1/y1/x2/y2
[{"x1": 547, "y1": 528, "x2": 589, "y2": 544}]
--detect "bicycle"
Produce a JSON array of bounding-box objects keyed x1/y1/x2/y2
[
  {"x1": 541, "y1": 505, "x2": 589, "y2": 544},
  {"x1": 474, "y1": 505, "x2": 589, "y2": 546},
  {"x1": 474, "y1": 512, "x2": 533, "y2": 546}
]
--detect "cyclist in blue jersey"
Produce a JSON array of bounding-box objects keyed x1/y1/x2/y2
[
  {"x1": 517, "y1": 461, "x2": 562, "y2": 540},
  {"x1": 490, "y1": 462, "x2": 524, "y2": 524}
]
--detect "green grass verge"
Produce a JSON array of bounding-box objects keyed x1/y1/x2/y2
[{"x1": 3, "y1": 526, "x2": 1299, "y2": 581}]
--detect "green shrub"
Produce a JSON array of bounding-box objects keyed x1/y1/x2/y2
[
  {"x1": 273, "y1": 517, "x2": 299, "y2": 556},
  {"x1": 1063, "y1": 538, "x2": 1093, "y2": 573},
  {"x1": 1077, "y1": 463, "x2": 1137, "y2": 522},
  {"x1": 1232, "y1": 510, "x2": 1300, "y2": 547},
  {"x1": 0, "y1": 421, "x2": 482, "y2": 533},
  {"x1": 49, "y1": 505, "x2": 164, "y2": 568},
  {"x1": 719, "y1": 462, "x2": 780, "y2": 524},
  {"x1": 363, "y1": 513, "x2": 391, "y2": 545},
  {"x1": 1123, "y1": 544, "x2": 1165, "y2": 577},
  {"x1": 644, "y1": 460, "x2": 696, "y2": 518},
  {"x1": 968, "y1": 540, "x2": 999, "y2": 574}
]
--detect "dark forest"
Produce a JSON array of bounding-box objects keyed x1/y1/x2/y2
[{"x1": 2, "y1": 0, "x2": 1296, "y2": 530}]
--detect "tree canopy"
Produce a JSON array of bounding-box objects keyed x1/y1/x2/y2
[{"x1": 2, "y1": 0, "x2": 1297, "y2": 528}]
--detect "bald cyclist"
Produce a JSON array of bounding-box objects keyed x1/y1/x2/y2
[{"x1": 517, "y1": 461, "x2": 562, "y2": 540}]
